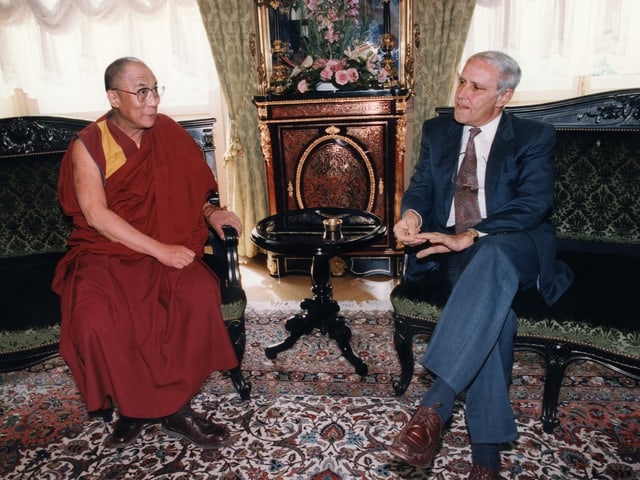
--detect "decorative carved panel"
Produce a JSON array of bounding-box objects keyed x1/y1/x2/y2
[{"x1": 296, "y1": 134, "x2": 375, "y2": 211}]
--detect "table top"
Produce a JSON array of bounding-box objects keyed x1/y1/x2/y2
[{"x1": 251, "y1": 208, "x2": 386, "y2": 256}]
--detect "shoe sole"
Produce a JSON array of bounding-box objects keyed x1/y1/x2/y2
[
  {"x1": 388, "y1": 443, "x2": 434, "y2": 469},
  {"x1": 160, "y1": 424, "x2": 230, "y2": 449}
]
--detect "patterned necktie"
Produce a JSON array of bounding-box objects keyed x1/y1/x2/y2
[{"x1": 455, "y1": 127, "x2": 482, "y2": 233}]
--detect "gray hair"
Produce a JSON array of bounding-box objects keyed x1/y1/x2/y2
[
  {"x1": 104, "y1": 57, "x2": 145, "y2": 91},
  {"x1": 468, "y1": 51, "x2": 522, "y2": 93}
]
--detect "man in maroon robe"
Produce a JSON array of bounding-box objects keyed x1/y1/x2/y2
[{"x1": 52, "y1": 57, "x2": 243, "y2": 449}]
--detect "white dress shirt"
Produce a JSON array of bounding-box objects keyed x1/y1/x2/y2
[{"x1": 446, "y1": 114, "x2": 502, "y2": 228}]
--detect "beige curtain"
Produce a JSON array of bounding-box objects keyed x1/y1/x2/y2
[
  {"x1": 408, "y1": 0, "x2": 476, "y2": 168},
  {"x1": 0, "y1": 0, "x2": 216, "y2": 118},
  {"x1": 196, "y1": 0, "x2": 267, "y2": 257}
]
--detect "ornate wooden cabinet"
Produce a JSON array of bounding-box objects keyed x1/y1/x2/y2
[
  {"x1": 251, "y1": 0, "x2": 414, "y2": 276},
  {"x1": 254, "y1": 90, "x2": 408, "y2": 276}
]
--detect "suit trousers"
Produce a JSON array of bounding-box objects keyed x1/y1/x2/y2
[{"x1": 419, "y1": 232, "x2": 539, "y2": 444}]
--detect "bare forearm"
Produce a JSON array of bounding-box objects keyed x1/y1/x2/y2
[
  {"x1": 85, "y1": 207, "x2": 163, "y2": 257},
  {"x1": 85, "y1": 207, "x2": 196, "y2": 268}
]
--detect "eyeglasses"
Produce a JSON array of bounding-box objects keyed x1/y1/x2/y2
[{"x1": 111, "y1": 86, "x2": 165, "y2": 102}]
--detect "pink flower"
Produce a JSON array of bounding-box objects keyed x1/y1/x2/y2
[
  {"x1": 297, "y1": 79, "x2": 309, "y2": 93},
  {"x1": 313, "y1": 58, "x2": 328, "y2": 70},
  {"x1": 320, "y1": 67, "x2": 333, "y2": 81},
  {"x1": 334, "y1": 69, "x2": 351, "y2": 86},
  {"x1": 378, "y1": 68, "x2": 389, "y2": 84},
  {"x1": 324, "y1": 29, "x2": 339, "y2": 45},
  {"x1": 326, "y1": 59, "x2": 342, "y2": 72},
  {"x1": 346, "y1": 68, "x2": 359, "y2": 82}
]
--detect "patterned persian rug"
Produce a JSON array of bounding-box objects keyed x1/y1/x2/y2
[{"x1": 1, "y1": 301, "x2": 639, "y2": 479}]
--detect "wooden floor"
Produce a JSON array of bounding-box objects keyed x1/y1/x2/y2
[{"x1": 239, "y1": 254, "x2": 399, "y2": 303}]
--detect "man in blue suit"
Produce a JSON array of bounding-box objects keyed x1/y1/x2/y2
[{"x1": 388, "y1": 51, "x2": 573, "y2": 479}]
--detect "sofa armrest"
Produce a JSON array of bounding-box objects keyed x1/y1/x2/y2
[
  {"x1": 220, "y1": 225, "x2": 242, "y2": 289},
  {"x1": 204, "y1": 191, "x2": 242, "y2": 289}
]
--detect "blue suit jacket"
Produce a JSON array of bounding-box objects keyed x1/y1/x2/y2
[{"x1": 402, "y1": 112, "x2": 573, "y2": 305}]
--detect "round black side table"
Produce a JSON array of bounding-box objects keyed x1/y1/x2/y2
[{"x1": 250, "y1": 208, "x2": 386, "y2": 376}]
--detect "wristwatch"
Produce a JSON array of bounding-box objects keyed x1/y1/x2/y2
[{"x1": 466, "y1": 228, "x2": 480, "y2": 241}]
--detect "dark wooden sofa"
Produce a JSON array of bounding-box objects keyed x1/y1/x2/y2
[
  {"x1": 390, "y1": 89, "x2": 640, "y2": 433},
  {"x1": 0, "y1": 115, "x2": 251, "y2": 400}
]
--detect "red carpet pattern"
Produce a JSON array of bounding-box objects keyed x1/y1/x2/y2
[{"x1": 1, "y1": 303, "x2": 639, "y2": 479}]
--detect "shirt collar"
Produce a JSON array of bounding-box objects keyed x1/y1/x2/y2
[{"x1": 465, "y1": 112, "x2": 502, "y2": 141}]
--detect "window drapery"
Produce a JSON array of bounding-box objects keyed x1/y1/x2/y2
[
  {"x1": 0, "y1": 0, "x2": 220, "y2": 120},
  {"x1": 462, "y1": 0, "x2": 640, "y2": 104}
]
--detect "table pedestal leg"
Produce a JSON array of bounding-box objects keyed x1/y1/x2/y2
[{"x1": 264, "y1": 252, "x2": 368, "y2": 376}]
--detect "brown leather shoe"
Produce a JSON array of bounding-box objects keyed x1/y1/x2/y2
[
  {"x1": 105, "y1": 416, "x2": 146, "y2": 448},
  {"x1": 469, "y1": 464, "x2": 500, "y2": 480},
  {"x1": 388, "y1": 405, "x2": 443, "y2": 468},
  {"x1": 161, "y1": 406, "x2": 230, "y2": 449}
]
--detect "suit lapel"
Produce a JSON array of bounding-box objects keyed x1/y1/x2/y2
[
  {"x1": 484, "y1": 113, "x2": 515, "y2": 209},
  {"x1": 442, "y1": 122, "x2": 464, "y2": 221}
]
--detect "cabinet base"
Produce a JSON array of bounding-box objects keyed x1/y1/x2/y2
[{"x1": 266, "y1": 252, "x2": 402, "y2": 278}]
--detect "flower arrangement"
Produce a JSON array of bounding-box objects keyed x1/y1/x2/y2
[
  {"x1": 282, "y1": 0, "x2": 389, "y2": 94},
  {"x1": 288, "y1": 44, "x2": 389, "y2": 93}
]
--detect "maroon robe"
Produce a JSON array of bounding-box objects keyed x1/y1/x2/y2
[{"x1": 52, "y1": 114, "x2": 238, "y2": 418}]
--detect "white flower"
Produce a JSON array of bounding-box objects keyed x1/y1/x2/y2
[{"x1": 301, "y1": 55, "x2": 314, "y2": 69}]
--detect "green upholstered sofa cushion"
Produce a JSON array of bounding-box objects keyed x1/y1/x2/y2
[{"x1": 391, "y1": 294, "x2": 640, "y2": 359}]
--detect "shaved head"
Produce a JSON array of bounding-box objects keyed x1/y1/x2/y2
[{"x1": 104, "y1": 57, "x2": 147, "y2": 91}]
